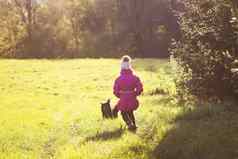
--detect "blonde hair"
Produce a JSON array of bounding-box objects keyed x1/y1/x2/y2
[
  {"x1": 121, "y1": 55, "x2": 132, "y2": 70},
  {"x1": 121, "y1": 55, "x2": 132, "y2": 63}
]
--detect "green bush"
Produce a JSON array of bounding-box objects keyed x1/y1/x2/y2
[{"x1": 172, "y1": 0, "x2": 238, "y2": 101}]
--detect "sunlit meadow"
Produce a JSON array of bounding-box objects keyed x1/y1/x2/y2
[
  {"x1": 0, "y1": 59, "x2": 237, "y2": 159},
  {"x1": 0, "y1": 59, "x2": 176, "y2": 158}
]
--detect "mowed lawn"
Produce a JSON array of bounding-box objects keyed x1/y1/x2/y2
[
  {"x1": 1, "y1": 59, "x2": 238, "y2": 159},
  {"x1": 0, "y1": 59, "x2": 177, "y2": 159}
]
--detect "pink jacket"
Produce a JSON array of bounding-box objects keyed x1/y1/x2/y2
[{"x1": 113, "y1": 69, "x2": 143, "y2": 112}]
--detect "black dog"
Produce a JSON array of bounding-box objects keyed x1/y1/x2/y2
[{"x1": 101, "y1": 99, "x2": 118, "y2": 119}]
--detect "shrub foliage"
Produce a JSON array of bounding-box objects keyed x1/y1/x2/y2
[{"x1": 172, "y1": 0, "x2": 238, "y2": 100}]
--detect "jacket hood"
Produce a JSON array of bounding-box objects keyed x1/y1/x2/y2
[{"x1": 120, "y1": 69, "x2": 133, "y2": 75}]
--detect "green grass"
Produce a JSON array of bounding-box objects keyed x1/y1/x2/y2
[{"x1": 0, "y1": 59, "x2": 237, "y2": 159}]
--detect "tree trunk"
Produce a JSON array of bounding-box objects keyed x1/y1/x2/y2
[
  {"x1": 132, "y1": 0, "x2": 144, "y2": 57},
  {"x1": 26, "y1": 0, "x2": 33, "y2": 45},
  {"x1": 14, "y1": 0, "x2": 34, "y2": 57},
  {"x1": 232, "y1": 0, "x2": 238, "y2": 17}
]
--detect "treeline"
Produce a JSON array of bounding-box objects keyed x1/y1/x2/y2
[
  {"x1": 172, "y1": 0, "x2": 238, "y2": 100},
  {"x1": 0, "y1": 0, "x2": 181, "y2": 58}
]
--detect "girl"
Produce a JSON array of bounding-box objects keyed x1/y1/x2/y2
[{"x1": 113, "y1": 55, "x2": 143, "y2": 131}]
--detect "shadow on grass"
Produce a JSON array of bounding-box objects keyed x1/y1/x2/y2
[
  {"x1": 149, "y1": 104, "x2": 238, "y2": 159},
  {"x1": 85, "y1": 127, "x2": 124, "y2": 142}
]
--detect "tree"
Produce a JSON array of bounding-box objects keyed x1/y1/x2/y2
[
  {"x1": 172, "y1": 0, "x2": 238, "y2": 100},
  {"x1": 0, "y1": 0, "x2": 181, "y2": 58},
  {"x1": 13, "y1": 0, "x2": 39, "y2": 57},
  {"x1": 0, "y1": 0, "x2": 26, "y2": 57}
]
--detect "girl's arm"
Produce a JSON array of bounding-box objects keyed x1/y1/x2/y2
[
  {"x1": 135, "y1": 77, "x2": 143, "y2": 96},
  {"x1": 113, "y1": 78, "x2": 120, "y2": 98}
]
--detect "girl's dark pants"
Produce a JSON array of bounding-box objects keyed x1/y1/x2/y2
[{"x1": 121, "y1": 111, "x2": 136, "y2": 126}]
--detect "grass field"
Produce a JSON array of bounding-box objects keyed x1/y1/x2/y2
[{"x1": 0, "y1": 59, "x2": 238, "y2": 159}]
